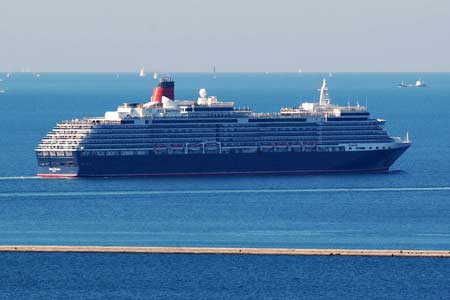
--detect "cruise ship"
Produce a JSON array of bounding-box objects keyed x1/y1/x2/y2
[{"x1": 36, "y1": 78, "x2": 411, "y2": 177}]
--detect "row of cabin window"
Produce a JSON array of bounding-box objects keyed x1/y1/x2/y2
[
  {"x1": 78, "y1": 146, "x2": 349, "y2": 157},
  {"x1": 56, "y1": 119, "x2": 381, "y2": 130},
  {"x1": 76, "y1": 135, "x2": 392, "y2": 145},
  {"x1": 50, "y1": 132, "x2": 390, "y2": 144},
  {"x1": 75, "y1": 138, "x2": 392, "y2": 150},
  {"x1": 38, "y1": 151, "x2": 73, "y2": 157},
  {"x1": 39, "y1": 161, "x2": 76, "y2": 167},
  {"x1": 349, "y1": 146, "x2": 391, "y2": 150},
  {"x1": 83, "y1": 129, "x2": 387, "y2": 139},
  {"x1": 69, "y1": 121, "x2": 380, "y2": 131},
  {"x1": 53, "y1": 124, "x2": 381, "y2": 135}
]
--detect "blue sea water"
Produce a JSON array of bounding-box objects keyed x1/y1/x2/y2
[
  {"x1": 0, "y1": 73, "x2": 449, "y2": 299},
  {"x1": 0, "y1": 72, "x2": 449, "y2": 248},
  {"x1": 0, "y1": 252, "x2": 449, "y2": 300}
]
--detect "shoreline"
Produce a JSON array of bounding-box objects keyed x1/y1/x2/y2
[{"x1": 1, "y1": 246, "x2": 449, "y2": 257}]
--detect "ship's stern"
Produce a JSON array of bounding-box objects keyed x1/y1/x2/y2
[{"x1": 36, "y1": 151, "x2": 79, "y2": 178}]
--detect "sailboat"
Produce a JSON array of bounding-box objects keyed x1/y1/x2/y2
[
  {"x1": 153, "y1": 72, "x2": 158, "y2": 80},
  {"x1": 139, "y1": 67, "x2": 145, "y2": 77}
]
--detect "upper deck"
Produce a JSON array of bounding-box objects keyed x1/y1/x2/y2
[
  {"x1": 36, "y1": 79, "x2": 406, "y2": 156},
  {"x1": 79, "y1": 78, "x2": 370, "y2": 125}
]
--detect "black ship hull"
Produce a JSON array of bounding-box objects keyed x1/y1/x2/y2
[{"x1": 37, "y1": 145, "x2": 409, "y2": 178}]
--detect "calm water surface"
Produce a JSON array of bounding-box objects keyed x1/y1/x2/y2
[
  {"x1": 1, "y1": 73, "x2": 450, "y2": 299},
  {"x1": 1, "y1": 252, "x2": 450, "y2": 300},
  {"x1": 0, "y1": 73, "x2": 449, "y2": 249}
]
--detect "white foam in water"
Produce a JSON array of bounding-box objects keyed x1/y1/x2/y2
[
  {"x1": 0, "y1": 187, "x2": 449, "y2": 198},
  {"x1": 0, "y1": 176, "x2": 40, "y2": 180}
]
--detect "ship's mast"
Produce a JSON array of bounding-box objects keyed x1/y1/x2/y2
[{"x1": 319, "y1": 79, "x2": 331, "y2": 106}]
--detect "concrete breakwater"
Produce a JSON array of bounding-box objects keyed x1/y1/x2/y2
[{"x1": 1, "y1": 246, "x2": 450, "y2": 257}]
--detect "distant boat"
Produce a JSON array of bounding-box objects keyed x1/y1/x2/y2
[
  {"x1": 35, "y1": 73, "x2": 41, "y2": 78},
  {"x1": 139, "y1": 67, "x2": 145, "y2": 77},
  {"x1": 212, "y1": 66, "x2": 217, "y2": 79},
  {"x1": 414, "y1": 80, "x2": 426, "y2": 87},
  {"x1": 328, "y1": 72, "x2": 333, "y2": 77},
  {"x1": 153, "y1": 72, "x2": 158, "y2": 80},
  {"x1": 398, "y1": 80, "x2": 427, "y2": 88},
  {"x1": 6, "y1": 73, "x2": 10, "y2": 78}
]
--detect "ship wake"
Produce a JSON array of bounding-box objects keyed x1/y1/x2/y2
[{"x1": 0, "y1": 187, "x2": 449, "y2": 198}]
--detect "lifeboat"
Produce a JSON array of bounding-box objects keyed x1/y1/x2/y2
[
  {"x1": 289, "y1": 142, "x2": 302, "y2": 147},
  {"x1": 204, "y1": 142, "x2": 219, "y2": 153},
  {"x1": 170, "y1": 144, "x2": 185, "y2": 154},
  {"x1": 289, "y1": 142, "x2": 303, "y2": 152},
  {"x1": 154, "y1": 144, "x2": 169, "y2": 154},
  {"x1": 261, "y1": 143, "x2": 274, "y2": 152},
  {"x1": 274, "y1": 143, "x2": 289, "y2": 152},
  {"x1": 170, "y1": 143, "x2": 184, "y2": 149},
  {"x1": 188, "y1": 143, "x2": 203, "y2": 153}
]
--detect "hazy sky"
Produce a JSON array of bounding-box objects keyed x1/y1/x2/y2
[{"x1": 1, "y1": 0, "x2": 449, "y2": 72}]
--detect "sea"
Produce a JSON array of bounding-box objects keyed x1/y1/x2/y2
[{"x1": 0, "y1": 72, "x2": 449, "y2": 299}]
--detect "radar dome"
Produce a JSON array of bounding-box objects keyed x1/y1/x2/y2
[{"x1": 199, "y1": 88, "x2": 207, "y2": 98}]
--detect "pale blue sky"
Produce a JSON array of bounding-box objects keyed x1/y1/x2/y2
[{"x1": 1, "y1": 0, "x2": 449, "y2": 72}]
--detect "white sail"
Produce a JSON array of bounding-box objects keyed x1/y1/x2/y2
[{"x1": 139, "y1": 67, "x2": 145, "y2": 77}]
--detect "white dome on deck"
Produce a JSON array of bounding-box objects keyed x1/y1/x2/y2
[{"x1": 199, "y1": 88, "x2": 207, "y2": 98}]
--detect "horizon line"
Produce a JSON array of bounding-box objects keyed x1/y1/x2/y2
[{"x1": 2, "y1": 71, "x2": 450, "y2": 74}]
